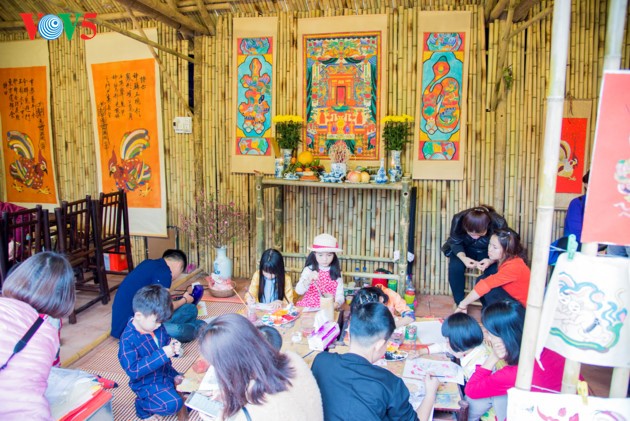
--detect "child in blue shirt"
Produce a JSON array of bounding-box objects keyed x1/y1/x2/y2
[{"x1": 118, "y1": 285, "x2": 184, "y2": 420}]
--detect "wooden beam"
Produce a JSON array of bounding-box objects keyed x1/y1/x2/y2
[
  {"x1": 490, "y1": 0, "x2": 510, "y2": 20},
  {"x1": 513, "y1": 0, "x2": 539, "y2": 22},
  {"x1": 99, "y1": 20, "x2": 197, "y2": 63},
  {"x1": 126, "y1": 6, "x2": 194, "y2": 117},
  {"x1": 31, "y1": 0, "x2": 198, "y2": 64},
  {"x1": 509, "y1": 6, "x2": 552, "y2": 39},
  {"x1": 0, "y1": 11, "x2": 149, "y2": 29},
  {"x1": 484, "y1": 0, "x2": 498, "y2": 22},
  {"x1": 115, "y1": 0, "x2": 211, "y2": 36},
  {"x1": 194, "y1": 0, "x2": 215, "y2": 34}
]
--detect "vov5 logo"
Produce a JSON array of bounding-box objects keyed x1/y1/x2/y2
[{"x1": 20, "y1": 13, "x2": 98, "y2": 40}]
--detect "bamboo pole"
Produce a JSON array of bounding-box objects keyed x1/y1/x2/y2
[{"x1": 515, "y1": 0, "x2": 571, "y2": 392}]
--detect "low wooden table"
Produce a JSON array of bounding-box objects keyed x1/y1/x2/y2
[{"x1": 180, "y1": 311, "x2": 468, "y2": 420}]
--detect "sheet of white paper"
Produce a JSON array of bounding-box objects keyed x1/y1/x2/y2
[
  {"x1": 414, "y1": 321, "x2": 447, "y2": 344},
  {"x1": 198, "y1": 366, "x2": 219, "y2": 392}
]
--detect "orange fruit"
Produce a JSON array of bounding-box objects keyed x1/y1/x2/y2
[
  {"x1": 290, "y1": 157, "x2": 297, "y2": 164},
  {"x1": 297, "y1": 151, "x2": 314, "y2": 166},
  {"x1": 296, "y1": 167, "x2": 303, "y2": 172},
  {"x1": 360, "y1": 171, "x2": 370, "y2": 183}
]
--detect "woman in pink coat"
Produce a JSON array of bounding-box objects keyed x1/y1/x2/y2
[{"x1": 0, "y1": 252, "x2": 75, "y2": 421}]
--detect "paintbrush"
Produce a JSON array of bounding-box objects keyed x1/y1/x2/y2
[{"x1": 233, "y1": 288, "x2": 248, "y2": 307}]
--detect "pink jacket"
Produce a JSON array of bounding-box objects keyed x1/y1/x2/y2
[{"x1": 0, "y1": 297, "x2": 59, "y2": 421}]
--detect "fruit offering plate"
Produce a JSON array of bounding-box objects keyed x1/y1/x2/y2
[{"x1": 260, "y1": 307, "x2": 301, "y2": 326}]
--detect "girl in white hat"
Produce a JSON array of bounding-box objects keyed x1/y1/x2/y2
[{"x1": 295, "y1": 233, "x2": 344, "y2": 309}]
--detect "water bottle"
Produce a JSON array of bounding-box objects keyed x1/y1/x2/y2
[
  {"x1": 361, "y1": 266, "x2": 370, "y2": 288},
  {"x1": 352, "y1": 267, "x2": 361, "y2": 289}
]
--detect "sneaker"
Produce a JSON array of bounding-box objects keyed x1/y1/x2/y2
[{"x1": 191, "y1": 284, "x2": 204, "y2": 305}]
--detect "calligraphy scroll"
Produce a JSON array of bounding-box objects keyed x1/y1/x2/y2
[
  {"x1": 86, "y1": 29, "x2": 166, "y2": 237},
  {"x1": 231, "y1": 17, "x2": 278, "y2": 174},
  {"x1": 298, "y1": 15, "x2": 388, "y2": 169},
  {"x1": 582, "y1": 71, "x2": 630, "y2": 245},
  {"x1": 0, "y1": 40, "x2": 58, "y2": 207},
  {"x1": 413, "y1": 12, "x2": 471, "y2": 180}
]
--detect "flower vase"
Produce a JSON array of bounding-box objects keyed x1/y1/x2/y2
[
  {"x1": 281, "y1": 148, "x2": 293, "y2": 172},
  {"x1": 213, "y1": 246, "x2": 232, "y2": 282},
  {"x1": 388, "y1": 150, "x2": 402, "y2": 182},
  {"x1": 375, "y1": 158, "x2": 388, "y2": 184}
]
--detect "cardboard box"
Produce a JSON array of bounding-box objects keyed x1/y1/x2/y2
[
  {"x1": 104, "y1": 247, "x2": 128, "y2": 271},
  {"x1": 307, "y1": 320, "x2": 340, "y2": 351}
]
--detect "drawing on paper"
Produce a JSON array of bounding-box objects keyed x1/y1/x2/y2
[{"x1": 550, "y1": 271, "x2": 628, "y2": 353}]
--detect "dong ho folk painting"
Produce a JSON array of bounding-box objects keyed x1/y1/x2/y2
[
  {"x1": 232, "y1": 17, "x2": 278, "y2": 174},
  {"x1": 298, "y1": 15, "x2": 388, "y2": 168},
  {"x1": 413, "y1": 12, "x2": 470, "y2": 180}
]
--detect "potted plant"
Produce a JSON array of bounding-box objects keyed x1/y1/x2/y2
[
  {"x1": 180, "y1": 191, "x2": 250, "y2": 295},
  {"x1": 382, "y1": 114, "x2": 414, "y2": 182},
  {"x1": 273, "y1": 115, "x2": 304, "y2": 171}
]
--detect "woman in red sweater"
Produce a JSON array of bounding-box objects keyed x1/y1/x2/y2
[
  {"x1": 464, "y1": 301, "x2": 566, "y2": 421},
  {"x1": 456, "y1": 228, "x2": 530, "y2": 312}
]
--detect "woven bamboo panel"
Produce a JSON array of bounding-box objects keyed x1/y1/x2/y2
[{"x1": 0, "y1": 0, "x2": 627, "y2": 295}]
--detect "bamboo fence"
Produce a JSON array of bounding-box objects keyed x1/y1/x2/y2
[{"x1": 0, "y1": 0, "x2": 628, "y2": 294}]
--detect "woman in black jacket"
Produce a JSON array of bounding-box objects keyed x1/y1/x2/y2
[{"x1": 442, "y1": 205, "x2": 507, "y2": 305}]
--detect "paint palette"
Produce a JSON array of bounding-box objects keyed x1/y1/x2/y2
[
  {"x1": 385, "y1": 350, "x2": 408, "y2": 361},
  {"x1": 260, "y1": 307, "x2": 300, "y2": 326}
]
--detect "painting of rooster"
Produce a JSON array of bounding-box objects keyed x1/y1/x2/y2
[
  {"x1": 6, "y1": 130, "x2": 50, "y2": 194},
  {"x1": 107, "y1": 128, "x2": 152, "y2": 196}
]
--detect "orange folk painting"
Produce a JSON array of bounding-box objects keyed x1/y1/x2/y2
[
  {"x1": 91, "y1": 58, "x2": 161, "y2": 209},
  {"x1": 0, "y1": 66, "x2": 58, "y2": 204}
]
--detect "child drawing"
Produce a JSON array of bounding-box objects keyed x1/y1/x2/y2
[
  {"x1": 295, "y1": 234, "x2": 344, "y2": 309},
  {"x1": 551, "y1": 272, "x2": 627, "y2": 353}
]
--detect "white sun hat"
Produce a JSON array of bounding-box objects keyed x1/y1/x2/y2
[{"x1": 308, "y1": 233, "x2": 343, "y2": 253}]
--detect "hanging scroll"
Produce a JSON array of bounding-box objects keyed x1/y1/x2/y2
[
  {"x1": 231, "y1": 17, "x2": 278, "y2": 174},
  {"x1": 298, "y1": 15, "x2": 388, "y2": 169},
  {"x1": 0, "y1": 40, "x2": 58, "y2": 207},
  {"x1": 413, "y1": 12, "x2": 471, "y2": 180},
  {"x1": 86, "y1": 29, "x2": 166, "y2": 237},
  {"x1": 536, "y1": 253, "x2": 630, "y2": 368},
  {"x1": 555, "y1": 100, "x2": 592, "y2": 209},
  {"x1": 582, "y1": 71, "x2": 630, "y2": 245}
]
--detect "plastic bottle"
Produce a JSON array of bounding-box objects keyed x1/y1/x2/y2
[
  {"x1": 352, "y1": 267, "x2": 361, "y2": 289},
  {"x1": 361, "y1": 266, "x2": 370, "y2": 288}
]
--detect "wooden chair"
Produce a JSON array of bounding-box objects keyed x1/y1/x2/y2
[
  {"x1": 0, "y1": 205, "x2": 51, "y2": 288},
  {"x1": 96, "y1": 190, "x2": 134, "y2": 288},
  {"x1": 55, "y1": 196, "x2": 109, "y2": 324}
]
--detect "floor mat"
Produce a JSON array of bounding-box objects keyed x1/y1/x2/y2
[{"x1": 68, "y1": 302, "x2": 242, "y2": 420}]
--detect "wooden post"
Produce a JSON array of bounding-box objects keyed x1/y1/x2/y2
[
  {"x1": 273, "y1": 186, "x2": 284, "y2": 251},
  {"x1": 492, "y1": 0, "x2": 517, "y2": 213},
  {"x1": 397, "y1": 178, "x2": 411, "y2": 295},
  {"x1": 515, "y1": 0, "x2": 571, "y2": 391},
  {"x1": 255, "y1": 174, "x2": 266, "y2": 260}
]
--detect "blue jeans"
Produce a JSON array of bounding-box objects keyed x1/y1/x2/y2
[{"x1": 163, "y1": 303, "x2": 204, "y2": 343}]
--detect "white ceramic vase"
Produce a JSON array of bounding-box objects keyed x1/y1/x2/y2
[
  {"x1": 388, "y1": 150, "x2": 402, "y2": 182},
  {"x1": 213, "y1": 246, "x2": 232, "y2": 281},
  {"x1": 281, "y1": 148, "x2": 293, "y2": 172}
]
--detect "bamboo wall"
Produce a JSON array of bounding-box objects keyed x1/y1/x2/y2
[{"x1": 0, "y1": 0, "x2": 628, "y2": 295}]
